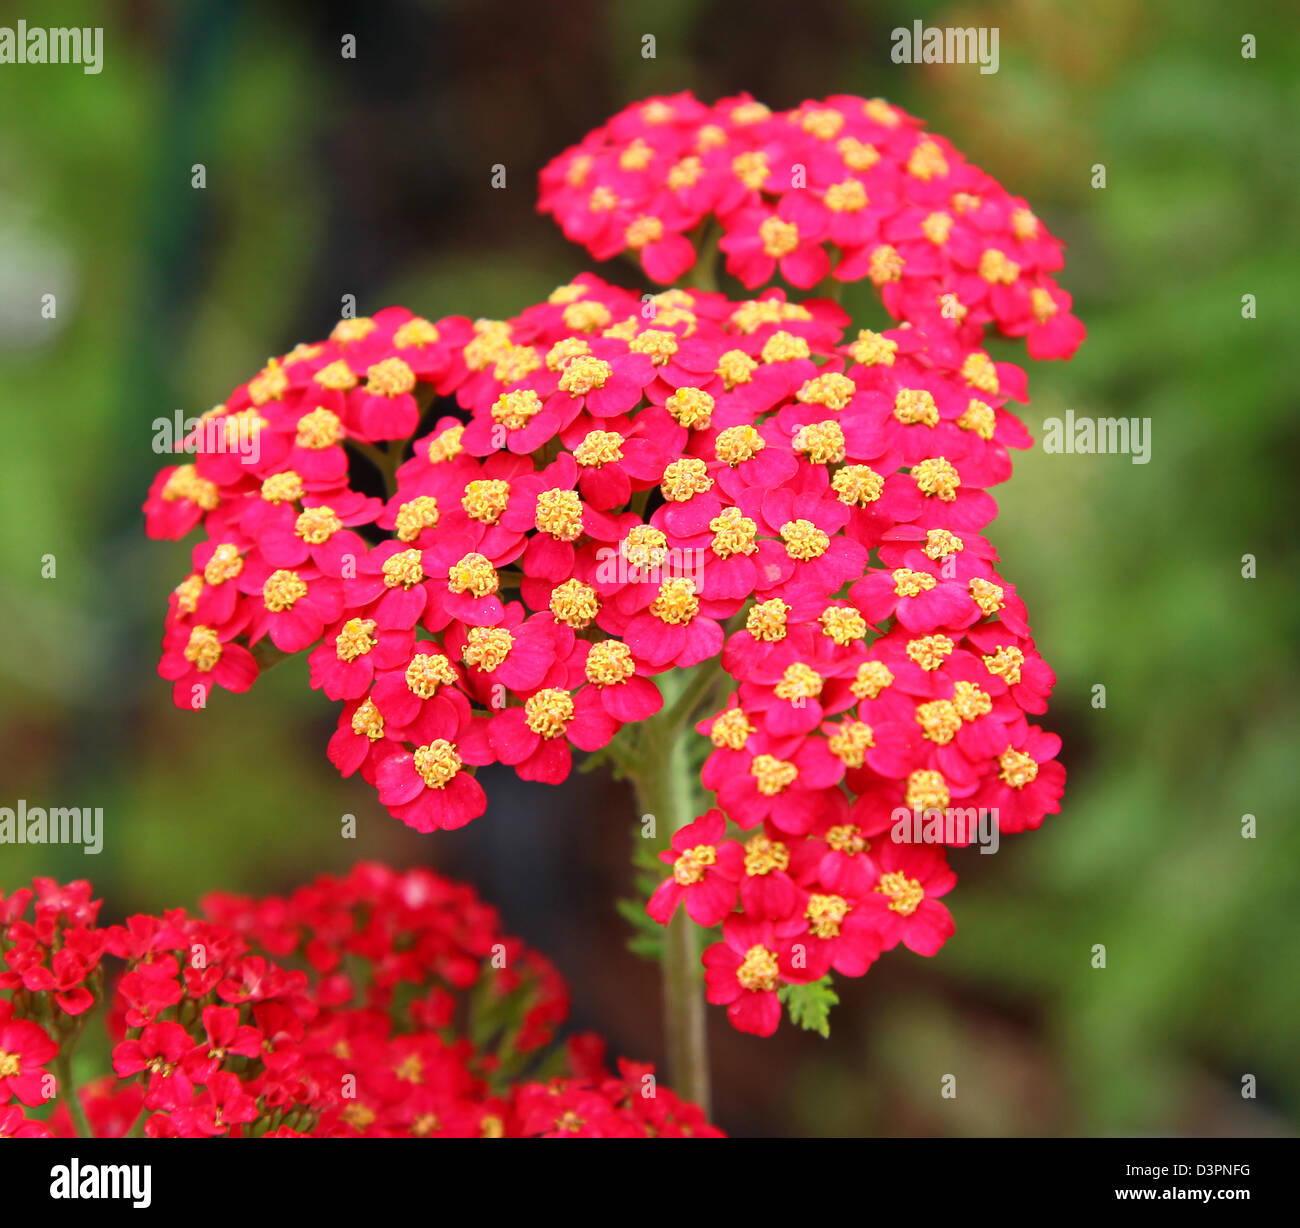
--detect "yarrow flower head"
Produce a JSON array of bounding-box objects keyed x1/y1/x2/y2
[
  {"x1": 143, "y1": 93, "x2": 1077, "y2": 1044},
  {"x1": 0, "y1": 866, "x2": 719, "y2": 1138}
]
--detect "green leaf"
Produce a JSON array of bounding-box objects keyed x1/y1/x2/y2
[{"x1": 778, "y1": 977, "x2": 839, "y2": 1038}]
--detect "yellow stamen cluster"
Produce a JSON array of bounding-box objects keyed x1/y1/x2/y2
[
  {"x1": 906, "y1": 769, "x2": 950, "y2": 810},
  {"x1": 666, "y1": 387, "x2": 715, "y2": 429},
  {"x1": 335, "y1": 618, "x2": 377, "y2": 662},
  {"x1": 395, "y1": 495, "x2": 440, "y2": 541},
  {"x1": 907, "y1": 634, "x2": 955, "y2": 671},
  {"x1": 550, "y1": 579, "x2": 600, "y2": 628},
  {"x1": 780, "y1": 519, "x2": 829, "y2": 561},
  {"x1": 746, "y1": 598, "x2": 789, "y2": 642},
  {"x1": 650, "y1": 578, "x2": 699, "y2": 625},
  {"x1": 999, "y1": 747, "x2": 1039, "y2": 788},
  {"x1": 534, "y1": 488, "x2": 584, "y2": 541},
  {"x1": 828, "y1": 720, "x2": 874, "y2": 767},
  {"x1": 894, "y1": 388, "x2": 939, "y2": 427},
  {"x1": 462, "y1": 627, "x2": 514, "y2": 672},
  {"x1": 832, "y1": 464, "x2": 884, "y2": 507},
  {"x1": 365, "y1": 357, "x2": 417, "y2": 397},
  {"x1": 848, "y1": 330, "x2": 897, "y2": 367},
  {"x1": 877, "y1": 871, "x2": 924, "y2": 915},
  {"x1": 573, "y1": 429, "x2": 624, "y2": 467},
  {"x1": 524, "y1": 689, "x2": 575, "y2": 738},
  {"x1": 851, "y1": 660, "x2": 894, "y2": 699},
  {"x1": 798, "y1": 372, "x2": 856, "y2": 411},
  {"x1": 447, "y1": 553, "x2": 499, "y2": 598},
  {"x1": 585, "y1": 640, "x2": 636, "y2": 687},
  {"x1": 913, "y1": 456, "x2": 961, "y2": 501},
  {"x1": 793, "y1": 420, "x2": 846, "y2": 465},
  {"x1": 491, "y1": 389, "x2": 543, "y2": 430},
  {"x1": 709, "y1": 506, "x2": 758, "y2": 558},
  {"x1": 406, "y1": 652, "x2": 457, "y2": 698},
  {"x1": 162, "y1": 465, "x2": 220, "y2": 510},
  {"x1": 383, "y1": 549, "x2": 425, "y2": 589},
  {"x1": 673, "y1": 845, "x2": 717, "y2": 886},
  {"x1": 751, "y1": 754, "x2": 797, "y2": 795},
  {"x1": 263, "y1": 569, "x2": 308, "y2": 612},
  {"x1": 820, "y1": 605, "x2": 867, "y2": 644},
  {"x1": 710, "y1": 707, "x2": 754, "y2": 749},
  {"x1": 413, "y1": 739, "x2": 461, "y2": 787},
  {"x1": 660, "y1": 458, "x2": 712, "y2": 501},
  {"x1": 295, "y1": 506, "x2": 342, "y2": 544},
  {"x1": 806, "y1": 894, "x2": 850, "y2": 939},
  {"x1": 715, "y1": 424, "x2": 765, "y2": 465},
  {"x1": 296, "y1": 408, "x2": 343, "y2": 449},
  {"x1": 744, "y1": 833, "x2": 790, "y2": 875}
]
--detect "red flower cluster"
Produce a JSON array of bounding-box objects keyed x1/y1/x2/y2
[
  {"x1": 539, "y1": 92, "x2": 1084, "y2": 359},
  {"x1": 0, "y1": 865, "x2": 719, "y2": 1138},
  {"x1": 142, "y1": 93, "x2": 1075, "y2": 1042}
]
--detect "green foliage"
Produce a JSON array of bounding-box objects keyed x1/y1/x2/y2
[{"x1": 779, "y1": 978, "x2": 840, "y2": 1039}]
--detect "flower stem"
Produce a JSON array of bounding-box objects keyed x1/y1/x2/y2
[
  {"x1": 54, "y1": 1051, "x2": 92, "y2": 1139},
  {"x1": 629, "y1": 669, "x2": 712, "y2": 1115}
]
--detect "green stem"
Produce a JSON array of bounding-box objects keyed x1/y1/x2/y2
[
  {"x1": 687, "y1": 222, "x2": 722, "y2": 293},
  {"x1": 54, "y1": 1052, "x2": 92, "y2": 1139},
  {"x1": 627, "y1": 670, "x2": 711, "y2": 1115}
]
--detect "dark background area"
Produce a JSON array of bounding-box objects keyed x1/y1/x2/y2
[{"x1": 1, "y1": 0, "x2": 1297, "y2": 1136}]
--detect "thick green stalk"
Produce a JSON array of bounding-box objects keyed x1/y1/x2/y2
[{"x1": 628, "y1": 670, "x2": 711, "y2": 1115}]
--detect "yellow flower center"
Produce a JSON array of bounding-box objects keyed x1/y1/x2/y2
[
  {"x1": 979, "y1": 249, "x2": 1021, "y2": 285},
  {"x1": 524, "y1": 688, "x2": 575, "y2": 738},
  {"x1": 751, "y1": 755, "x2": 797, "y2": 795},
  {"x1": 661, "y1": 458, "x2": 713, "y2": 502},
  {"x1": 828, "y1": 720, "x2": 874, "y2": 767},
  {"x1": 573, "y1": 430, "x2": 624, "y2": 467},
  {"x1": 263, "y1": 569, "x2": 308, "y2": 612},
  {"x1": 673, "y1": 844, "x2": 717, "y2": 886},
  {"x1": 383, "y1": 548, "x2": 425, "y2": 589},
  {"x1": 868, "y1": 245, "x2": 904, "y2": 285},
  {"x1": 558, "y1": 356, "x2": 612, "y2": 396},
  {"x1": 447, "y1": 553, "x2": 498, "y2": 598},
  {"x1": 714, "y1": 424, "x2": 765, "y2": 465},
  {"x1": 716, "y1": 350, "x2": 758, "y2": 389},
  {"x1": 907, "y1": 634, "x2": 955, "y2": 671},
  {"x1": 825, "y1": 179, "x2": 867, "y2": 212},
  {"x1": 365, "y1": 358, "x2": 417, "y2": 397},
  {"x1": 335, "y1": 618, "x2": 377, "y2": 662},
  {"x1": 746, "y1": 598, "x2": 789, "y2": 642},
  {"x1": 792, "y1": 420, "x2": 846, "y2": 465},
  {"x1": 296, "y1": 408, "x2": 344, "y2": 449},
  {"x1": 549, "y1": 579, "x2": 599, "y2": 628},
  {"x1": 650, "y1": 578, "x2": 699, "y2": 625},
  {"x1": 907, "y1": 139, "x2": 949, "y2": 180},
  {"x1": 970, "y1": 577, "x2": 1005, "y2": 615},
  {"x1": 736, "y1": 945, "x2": 780, "y2": 992},
  {"x1": 957, "y1": 399, "x2": 996, "y2": 440},
  {"x1": 913, "y1": 457, "x2": 961, "y2": 501},
  {"x1": 893, "y1": 567, "x2": 937, "y2": 598},
  {"x1": 393, "y1": 317, "x2": 440, "y2": 349},
  {"x1": 760, "y1": 331, "x2": 811, "y2": 363},
  {"x1": 906, "y1": 769, "x2": 950, "y2": 810},
  {"x1": 774, "y1": 662, "x2": 823, "y2": 702},
  {"x1": 395, "y1": 495, "x2": 440, "y2": 541},
  {"x1": 261, "y1": 471, "x2": 304, "y2": 504},
  {"x1": 710, "y1": 707, "x2": 754, "y2": 749},
  {"x1": 162, "y1": 465, "x2": 219, "y2": 510},
  {"x1": 848, "y1": 330, "x2": 897, "y2": 367},
  {"x1": 999, "y1": 747, "x2": 1039, "y2": 788},
  {"x1": 806, "y1": 893, "x2": 850, "y2": 939},
  {"x1": 491, "y1": 389, "x2": 543, "y2": 430},
  {"x1": 745, "y1": 833, "x2": 791, "y2": 874},
  {"x1": 780, "y1": 519, "x2": 829, "y2": 561},
  {"x1": 624, "y1": 215, "x2": 664, "y2": 249},
  {"x1": 413, "y1": 739, "x2": 462, "y2": 787},
  {"x1": 462, "y1": 627, "x2": 514, "y2": 672},
  {"x1": 820, "y1": 605, "x2": 867, "y2": 644},
  {"x1": 406, "y1": 652, "x2": 457, "y2": 698},
  {"x1": 961, "y1": 352, "x2": 999, "y2": 395},
  {"x1": 585, "y1": 640, "x2": 636, "y2": 686},
  {"x1": 832, "y1": 464, "x2": 884, "y2": 507},
  {"x1": 915, "y1": 700, "x2": 961, "y2": 745},
  {"x1": 183, "y1": 626, "x2": 221, "y2": 672},
  {"x1": 295, "y1": 506, "x2": 342, "y2": 544},
  {"x1": 709, "y1": 507, "x2": 758, "y2": 558},
  {"x1": 894, "y1": 388, "x2": 939, "y2": 427},
  {"x1": 351, "y1": 699, "x2": 384, "y2": 741},
  {"x1": 982, "y1": 645, "x2": 1024, "y2": 685},
  {"x1": 760, "y1": 216, "x2": 800, "y2": 259},
  {"x1": 826, "y1": 824, "x2": 867, "y2": 854},
  {"x1": 666, "y1": 387, "x2": 714, "y2": 429},
  {"x1": 877, "y1": 872, "x2": 925, "y2": 915},
  {"x1": 851, "y1": 660, "x2": 893, "y2": 699},
  {"x1": 203, "y1": 543, "x2": 244, "y2": 586}
]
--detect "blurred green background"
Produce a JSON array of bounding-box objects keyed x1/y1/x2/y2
[{"x1": 1, "y1": 0, "x2": 1296, "y2": 1136}]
